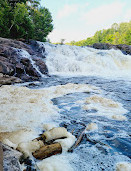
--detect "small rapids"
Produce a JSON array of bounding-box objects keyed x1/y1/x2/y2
[{"x1": 0, "y1": 43, "x2": 131, "y2": 171}]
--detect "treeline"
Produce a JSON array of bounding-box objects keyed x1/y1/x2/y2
[
  {"x1": 0, "y1": 0, "x2": 53, "y2": 42},
  {"x1": 68, "y1": 21, "x2": 131, "y2": 46}
]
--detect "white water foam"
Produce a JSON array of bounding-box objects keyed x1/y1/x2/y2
[
  {"x1": 37, "y1": 155, "x2": 74, "y2": 171},
  {"x1": 67, "y1": 146, "x2": 131, "y2": 171},
  {"x1": 0, "y1": 83, "x2": 99, "y2": 132},
  {"x1": 39, "y1": 42, "x2": 131, "y2": 79},
  {"x1": 83, "y1": 95, "x2": 128, "y2": 120},
  {"x1": 116, "y1": 162, "x2": 131, "y2": 171}
]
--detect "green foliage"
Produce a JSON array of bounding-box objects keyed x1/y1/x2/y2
[
  {"x1": 0, "y1": 0, "x2": 11, "y2": 37},
  {"x1": 68, "y1": 21, "x2": 131, "y2": 46},
  {"x1": 31, "y1": 7, "x2": 53, "y2": 42},
  {"x1": 0, "y1": 0, "x2": 53, "y2": 41},
  {"x1": 125, "y1": 28, "x2": 131, "y2": 45},
  {"x1": 9, "y1": 3, "x2": 33, "y2": 39}
]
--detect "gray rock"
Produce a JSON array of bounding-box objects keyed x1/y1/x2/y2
[{"x1": 1, "y1": 143, "x2": 22, "y2": 171}]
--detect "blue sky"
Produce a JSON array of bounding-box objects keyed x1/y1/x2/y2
[{"x1": 40, "y1": 0, "x2": 131, "y2": 43}]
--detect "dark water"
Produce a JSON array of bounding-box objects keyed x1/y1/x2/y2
[{"x1": 26, "y1": 76, "x2": 131, "y2": 170}]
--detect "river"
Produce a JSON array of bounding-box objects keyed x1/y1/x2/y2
[{"x1": 0, "y1": 43, "x2": 131, "y2": 171}]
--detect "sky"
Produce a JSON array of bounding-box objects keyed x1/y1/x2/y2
[{"x1": 40, "y1": 0, "x2": 131, "y2": 43}]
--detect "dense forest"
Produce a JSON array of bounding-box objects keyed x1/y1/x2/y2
[
  {"x1": 0, "y1": 0, "x2": 53, "y2": 41},
  {"x1": 68, "y1": 21, "x2": 131, "y2": 46}
]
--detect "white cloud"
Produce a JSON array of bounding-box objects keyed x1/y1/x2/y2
[
  {"x1": 57, "y1": 4, "x2": 78, "y2": 19},
  {"x1": 82, "y1": 2, "x2": 125, "y2": 26},
  {"x1": 48, "y1": 1, "x2": 130, "y2": 43}
]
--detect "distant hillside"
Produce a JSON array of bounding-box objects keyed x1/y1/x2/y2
[{"x1": 67, "y1": 21, "x2": 131, "y2": 46}]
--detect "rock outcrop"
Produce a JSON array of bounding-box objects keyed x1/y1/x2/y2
[
  {"x1": 0, "y1": 37, "x2": 48, "y2": 84},
  {"x1": 92, "y1": 43, "x2": 131, "y2": 55}
]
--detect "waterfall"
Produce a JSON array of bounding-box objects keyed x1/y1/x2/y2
[
  {"x1": 16, "y1": 49, "x2": 46, "y2": 78},
  {"x1": 39, "y1": 43, "x2": 131, "y2": 79}
]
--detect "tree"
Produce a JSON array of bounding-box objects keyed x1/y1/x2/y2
[
  {"x1": 125, "y1": 28, "x2": 131, "y2": 45},
  {"x1": 0, "y1": 0, "x2": 11, "y2": 37},
  {"x1": 30, "y1": 7, "x2": 53, "y2": 42},
  {"x1": 9, "y1": 3, "x2": 33, "y2": 39},
  {"x1": 27, "y1": 0, "x2": 40, "y2": 8},
  {"x1": 0, "y1": 0, "x2": 53, "y2": 41},
  {"x1": 111, "y1": 23, "x2": 118, "y2": 32},
  {"x1": 7, "y1": 0, "x2": 27, "y2": 8}
]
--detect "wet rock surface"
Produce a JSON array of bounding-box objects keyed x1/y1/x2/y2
[
  {"x1": 0, "y1": 37, "x2": 48, "y2": 84},
  {"x1": 92, "y1": 43, "x2": 131, "y2": 55},
  {"x1": 0, "y1": 73, "x2": 22, "y2": 85},
  {"x1": 1, "y1": 143, "x2": 22, "y2": 171}
]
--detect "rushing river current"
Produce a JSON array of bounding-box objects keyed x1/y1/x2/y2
[
  {"x1": 30, "y1": 43, "x2": 131, "y2": 171},
  {"x1": 1, "y1": 43, "x2": 131, "y2": 171}
]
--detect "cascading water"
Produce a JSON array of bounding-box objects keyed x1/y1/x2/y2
[
  {"x1": 41, "y1": 42, "x2": 131, "y2": 79},
  {"x1": 16, "y1": 48, "x2": 46, "y2": 77}
]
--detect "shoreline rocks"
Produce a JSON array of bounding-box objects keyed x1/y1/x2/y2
[
  {"x1": 92, "y1": 43, "x2": 131, "y2": 55},
  {"x1": 0, "y1": 37, "x2": 48, "y2": 85}
]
